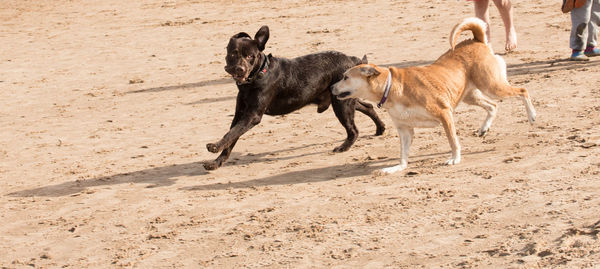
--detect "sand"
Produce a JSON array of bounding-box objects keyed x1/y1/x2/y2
[{"x1": 1, "y1": 0, "x2": 599, "y2": 268}]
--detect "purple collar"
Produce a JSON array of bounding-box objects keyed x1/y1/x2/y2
[{"x1": 377, "y1": 69, "x2": 392, "y2": 108}]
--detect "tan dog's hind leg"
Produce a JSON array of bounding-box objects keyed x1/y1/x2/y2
[
  {"x1": 463, "y1": 89, "x2": 498, "y2": 136},
  {"x1": 440, "y1": 109, "x2": 461, "y2": 165},
  {"x1": 482, "y1": 82, "x2": 537, "y2": 124},
  {"x1": 489, "y1": 54, "x2": 536, "y2": 123},
  {"x1": 378, "y1": 125, "x2": 414, "y2": 174},
  {"x1": 520, "y1": 90, "x2": 537, "y2": 124}
]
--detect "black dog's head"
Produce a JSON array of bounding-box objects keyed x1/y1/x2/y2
[{"x1": 225, "y1": 26, "x2": 269, "y2": 84}]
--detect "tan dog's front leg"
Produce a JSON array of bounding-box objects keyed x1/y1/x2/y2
[
  {"x1": 440, "y1": 110, "x2": 461, "y2": 165},
  {"x1": 378, "y1": 125, "x2": 414, "y2": 174}
]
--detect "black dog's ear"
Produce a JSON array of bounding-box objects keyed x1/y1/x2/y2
[
  {"x1": 361, "y1": 55, "x2": 368, "y2": 64},
  {"x1": 254, "y1": 26, "x2": 269, "y2": 51},
  {"x1": 360, "y1": 66, "x2": 380, "y2": 77},
  {"x1": 232, "y1": 32, "x2": 251, "y2": 39}
]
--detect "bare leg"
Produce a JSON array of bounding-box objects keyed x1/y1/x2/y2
[
  {"x1": 475, "y1": 0, "x2": 492, "y2": 48},
  {"x1": 492, "y1": 0, "x2": 517, "y2": 52}
]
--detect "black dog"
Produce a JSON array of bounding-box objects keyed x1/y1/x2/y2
[{"x1": 203, "y1": 26, "x2": 385, "y2": 170}]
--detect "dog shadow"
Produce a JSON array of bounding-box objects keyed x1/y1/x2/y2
[
  {"x1": 128, "y1": 77, "x2": 237, "y2": 105},
  {"x1": 181, "y1": 159, "x2": 395, "y2": 192},
  {"x1": 506, "y1": 58, "x2": 600, "y2": 76},
  {"x1": 222, "y1": 141, "x2": 333, "y2": 166},
  {"x1": 7, "y1": 162, "x2": 207, "y2": 197},
  {"x1": 8, "y1": 146, "x2": 493, "y2": 197},
  {"x1": 184, "y1": 96, "x2": 236, "y2": 105},
  {"x1": 382, "y1": 60, "x2": 435, "y2": 68},
  {"x1": 183, "y1": 149, "x2": 495, "y2": 192},
  {"x1": 383, "y1": 57, "x2": 600, "y2": 77},
  {"x1": 7, "y1": 142, "x2": 331, "y2": 198},
  {"x1": 127, "y1": 78, "x2": 231, "y2": 94}
]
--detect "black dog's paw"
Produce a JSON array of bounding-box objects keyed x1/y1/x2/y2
[
  {"x1": 203, "y1": 161, "x2": 219, "y2": 170},
  {"x1": 375, "y1": 125, "x2": 385, "y2": 136},
  {"x1": 333, "y1": 144, "x2": 351, "y2": 153},
  {"x1": 206, "y1": 143, "x2": 220, "y2": 153}
]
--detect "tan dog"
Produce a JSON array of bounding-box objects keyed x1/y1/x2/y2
[{"x1": 332, "y1": 17, "x2": 536, "y2": 174}]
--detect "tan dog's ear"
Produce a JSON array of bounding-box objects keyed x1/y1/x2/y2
[{"x1": 359, "y1": 66, "x2": 380, "y2": 77}]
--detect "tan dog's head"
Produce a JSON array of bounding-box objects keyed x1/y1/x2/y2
[{"x1": 332, "y1": 64, "x2": 384, "y2": 101}]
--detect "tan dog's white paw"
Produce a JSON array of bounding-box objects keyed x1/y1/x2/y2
[
  {"x1": 477, "y1": 126, "x2": 490, "y2": 137},
  {"x1": 444, "y1": 158, "x2": 461, "y2": 165},
  {"x1": 528, "y1": 111, "x2": 536, "y2": 124},
  {"x1": 375, "y1": 164, "x2": 407, "y2": 175}
]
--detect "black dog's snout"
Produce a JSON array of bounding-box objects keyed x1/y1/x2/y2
[{"x1": 224, "y1": 65, "x2": 245, "y2": 75}]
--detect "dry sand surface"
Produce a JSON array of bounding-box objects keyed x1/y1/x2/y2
[{"x1": 1, "y1": 0, "x2": 600, "y2": 268}]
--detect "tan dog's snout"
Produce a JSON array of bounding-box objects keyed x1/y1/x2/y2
[
  {"x1": 333, "y1": 65, "x2": 379, "y2": 99},
  {"x1": 333, "y1": 64, "x2": 385, "y2": 101},
  {"x1": 331, "y1": 77, "x2": 354, "y2": 99}
]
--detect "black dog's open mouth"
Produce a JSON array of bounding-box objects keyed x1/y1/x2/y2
[
  {"x1": 232, "y1": 75, "x2": 249, "y2": 84},
  {"x1": 337, "y1": 91, "x2": 351, "y2": 98}
]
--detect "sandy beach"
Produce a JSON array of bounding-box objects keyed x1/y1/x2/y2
[{"x1": 1, "y1": 0, "x2": 599, "y2": 267}]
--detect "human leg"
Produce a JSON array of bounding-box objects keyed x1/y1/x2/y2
[
  {"x1": 475, "y1": 0, "x2": 492, "y2": 45},
  {"x1": 492, "y1": 0, "x2": 517, "y2": 52},
  {"x1": 570, "y1": 0, "x2": 593, "y2": 60},
  {"x1": 584, "y1": 0, "x2": 600, "y2": 56},
  {"x1": 570, "y1": 0, "x2": 593, "y2": 50}
]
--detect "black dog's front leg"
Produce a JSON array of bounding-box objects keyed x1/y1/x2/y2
[
  {"x1": 203, "y1": 138, "x2": 239, "y2": 170},
  {"x1": 206, "y1": 113, "x2": 262, "y2": 153},
  {"x1": 203, "y1": 111, "x2": 263, "y2": 170},
  {"x1": 203, "y1": 109, "x2": 241, "y2": 170}
]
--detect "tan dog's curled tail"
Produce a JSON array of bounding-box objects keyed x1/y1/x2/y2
[{"x1": 450, "y1": 17, "x2": 488, "y2": 51}]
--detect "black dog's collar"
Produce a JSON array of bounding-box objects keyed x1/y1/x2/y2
[
  {"x1": 238, "y1": 53, "x2": 270, "y2": 85},
  {"x1": 377, "y1": 69, "x2": 392, "y2": 108}
]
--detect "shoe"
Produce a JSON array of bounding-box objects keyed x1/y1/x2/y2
[
  {"x1": 584, "y1": 46, "x2": 600, "y2": 57},
  {"x1": 570, "y1": 50, "x2": 590, "y2": 61}
]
